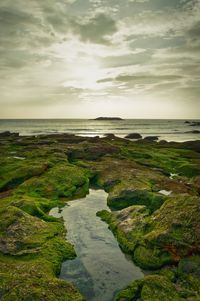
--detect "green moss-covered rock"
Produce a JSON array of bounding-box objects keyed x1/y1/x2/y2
[
  {"x1": 145, "y1": 195, "x2": 200, "y2": 258},
  {"x1": 115, "y1": 280, "x2": 141, "y2": 301},
  {"x1": 134, "y1": 246, "x2": 172, "y2": 269},
  {"x1": 99, "y1": 195, "x2": 200, "y2": 271},
  {"x1": 0, "y1": 205, "x2": 69, "y2": 256},
  {"x1": 16, "y1": 163, "x2": 89, "y2": 199},
  {"x1": 107, "y1": 189, "x2": 167, "y2": 212},
  {"x1": 0, "y1": 256, "x2": 84, "y2": 301},
  {"x1": 115, "y1": 275, "x2": 182, "y2": 301},
  {"x1": 1, "y1": 132, "x2": 200, "y2": 300},
  {"x1": 0, "y1": 158, "x2": 49, "y2": 191},
  {"x1": 140, "y1": 275, "x2": 181, "y2": 301}
]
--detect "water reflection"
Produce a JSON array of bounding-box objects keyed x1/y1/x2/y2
[{"x1": 50, "y1": 189, "x2": 143, "y2": 301}]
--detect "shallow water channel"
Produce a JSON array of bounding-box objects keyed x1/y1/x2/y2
[{"x1": 50, "y1": 189, "x2": 143, "y2": 301}]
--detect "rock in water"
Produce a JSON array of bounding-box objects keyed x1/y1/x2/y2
[
  {"x1": 143, "y1": 136, "x2": 159, "y2": 141},
  {"x1": 125, "y1": 133, "x2": 142, "y2": 139}
]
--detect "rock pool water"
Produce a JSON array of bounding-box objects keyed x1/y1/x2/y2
[{"x1": 50, "y1": 189, "x2": 143, "y2": 301}]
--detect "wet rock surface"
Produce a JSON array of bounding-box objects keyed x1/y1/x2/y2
[{"x1": 0, "y1": 133, "x2": 200, "y2": 300}]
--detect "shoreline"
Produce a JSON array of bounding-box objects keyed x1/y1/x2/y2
[{"x1": 0, "y1": 119, "x2": 200, "y2": 144}]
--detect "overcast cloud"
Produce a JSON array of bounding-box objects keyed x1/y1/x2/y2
[{"x1": 0, "y1": 0, "x2": 200, "y2": 118}]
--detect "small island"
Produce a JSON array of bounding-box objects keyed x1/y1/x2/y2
[{"x1": 93, "y1": 117, "x2": 124, "y2": 120}]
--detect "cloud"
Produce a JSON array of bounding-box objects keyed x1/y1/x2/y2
[
  {"x1": 0, "y1": 0, "x2": 199, "y2": 118},
  {"x1": 187, "y1": 20, "x2": 200, "y2": 39},
  {"x1": 98, "y1": 73, "x2": 184, "y2": 87},
  {"x1": 70, "y1": 13, "x2": 117, "y2": 44}
]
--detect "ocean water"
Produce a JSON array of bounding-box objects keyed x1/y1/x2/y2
[{"x1": 0, "y1": 119, "x2": 200, "y2": 142}]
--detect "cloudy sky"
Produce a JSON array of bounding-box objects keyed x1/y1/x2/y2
[{"x1": 0, "y1": 0, "x2": 200, "y2": 118}]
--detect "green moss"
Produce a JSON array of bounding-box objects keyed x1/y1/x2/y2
[
  {"x1": 177, "y1": 256, "x2": 200, "y2": 295},
  {"x1": 115, "y1": 275, "x2": 182, "y2": 301},
  {"x1": 145, "y1": 195, "x2": 200, "y2": 257},
  {"x1": 40, "y1": 237, "x2": 76, "y2": 275},
  {"x1": 96, "y1": 209, "x2": 113, "y2": 223},
  {"x1": 156, "y1": 267, "x2": 176, "y2": 282},
  {"x1": 107, "y1": 189, "x2": 166, "y2": 212},
  {"x1": 134, "y1": 246, "x2": 172, "y2": 270},
  {"x1": 140, "y1": 275, "x2": 181, "y2": 301},
  {"x1": 16, "y1": 163, "x2": 89, "y2": 199},
  {"x1": 9, "y1": 196, "x2": 59, "y2": 221},
  {"x1": 0, "y1": 204, "x2": 82, "y2": 300},
  {"x1": 0, "y1": 205, "x2": 68, "y2": 256},
  {"x1": 1, "y1": 132, "x2": 200, "y2": 300},
  {"x1": 124, "y1": 145, "x2": 200, "y2": 178},
  {"x1": 97, "y1": 210, "x2": 136, "y2": 253},
  {"x1": 115, "y1": 280, "x2": 141, "y2": 301},
  {"x1": 0, "y1": 159, "x2": 49, "y2": 191},
  {"x1": 0, "y1": 256, "x2": 84, "y2": 301}
]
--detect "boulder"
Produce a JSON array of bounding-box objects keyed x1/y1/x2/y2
[
  {"x1": 104, "y1": 133, "x2": 116, "y2": 139},
  {"x1": 0, "y1": 131, "x2": 19, "y2": 138},
  {"x1": 143, "y1": 136, "x2": 159, "y2": 141},
  {"x1": 125, "y1": 133, "x2": 142, "y2": 139}
]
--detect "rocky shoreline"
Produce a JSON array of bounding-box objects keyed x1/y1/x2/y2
[{"x1": 0, "y1": 131, "x2": 200, "y2": 300}]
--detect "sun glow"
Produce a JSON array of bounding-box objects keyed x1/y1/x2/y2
[{"x1": 62, "y1": 51, "x2": 111, "y2": 90}]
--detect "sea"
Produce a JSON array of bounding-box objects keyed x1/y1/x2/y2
[{"x1": 0, "y1": 119, "x2": 200, "y2": 142}]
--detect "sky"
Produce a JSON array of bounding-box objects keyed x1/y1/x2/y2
[{"x1": 0, "y1": 0, "x2": 200, "y2": 119}]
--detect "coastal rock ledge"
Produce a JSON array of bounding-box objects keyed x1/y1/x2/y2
[{"x1": 0, "y1": 132, "x2": 199, "y2": 300}]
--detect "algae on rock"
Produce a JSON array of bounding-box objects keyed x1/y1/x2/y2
[{"x1": 0, "y1": 132, "x2": 200, "y2": 300}]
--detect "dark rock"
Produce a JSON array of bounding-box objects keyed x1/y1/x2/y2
[
  {"x1": 143, "y1": 136, "x2": 159, "y2": 141},
  {"x1": 189, "y1": 121, "x2": 200, "y2": 127},
  {"x1": 158, "y1": 140, "x2": 167, "y2": 144},
  {"x1": 178, "y1": 256, "x2": 200, "y2": 278},
  {"x1": 104, "y1": 133, "x2": 116, "y2": 139},
  {"x1": 186, "y1": 130, "x2": 200, "y2": 134},
  {"x1": 181, "y1": 140, "x2": 200, "y2": 152},
  {"x1": 125, "y1": 133, "x2": 142, "y2": 139},
  {"x1": 0, "y1": 131, "x2": 19, "y2": 137},
  {"x1": 67, "y1": 144, "x2": 119, "y2": 161}
]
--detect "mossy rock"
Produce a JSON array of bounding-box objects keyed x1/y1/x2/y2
[
  {"x1": 1, "y1": 132, "x2": 200, "y2": 300},
  {"x1": 133, "y1": 246, "x2": 172, "y2": 269},
  {"x1": 0, "y1": 159, "x2": 49, "y2": 191},
  {"x1": 177, "y1": 256, "x2": 200, "y2": 295},
  {"x1": 0, "y1": 260, "x2": 84, "y2": 301},
  {"x1": 115, "y1": 280, "x2": 141, "y2": 300},
  {"x1": 145, "y1": 195, "x2": 200, "y2": 258},
  {"x1": 99, "y1": 195, "x2": 200, "y2": 270},
  {"x1": 115, "y1": 275, "x2": 182, "y2": 301},
  {"x1": 107, "y1": 189, "x2": 166, "y2": 212},
  {"x1": 0, "y1": 206, "x2": 68, "y2": 256},
  {"x1": 10, "y1": 195, "x2": 59, "y2": 221},
  {"x1": 16, "y1": 164, "x2": 89, "y2": 199},
  {"x1": 140, "y1": 275, "x2": 181, "y2": 301}
]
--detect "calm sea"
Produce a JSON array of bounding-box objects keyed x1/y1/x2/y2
[{"x1": 0, "y1": 119, "x2": 200, "y2": 142}]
